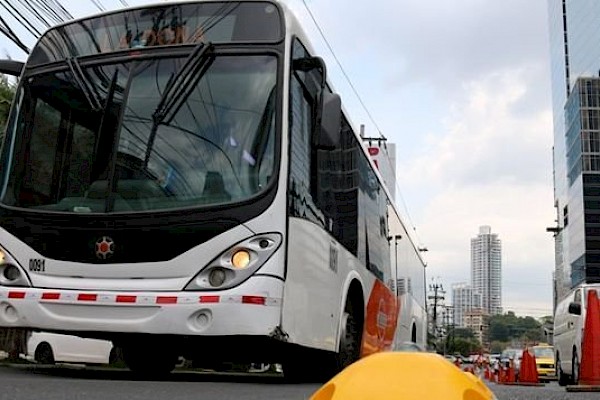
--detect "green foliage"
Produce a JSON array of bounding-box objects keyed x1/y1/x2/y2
[
  {"x1": 488, "y1": 311, "x2": 543, "y2": 343},
  {"x1": 490, "y1": 340, "x2": 510, "y2": 354},
  {"x1": 0, "y1": 74, "x2": 16, "y2": 133},
  {"x1": 454, "y1": 327, "x2": 476, "y2": 340},
  {"x1": 436, "y1": 327, "x2": 482, "y2": 356},
  {"x1": 452, "y1": 337, "x2": 481, "y2": 355}
]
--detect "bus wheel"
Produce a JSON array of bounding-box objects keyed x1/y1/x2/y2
[
  {"x1": 122, "y1": 342, "x2": 178, "y2": 376},
  {"x1": 34, "y1": 342, "x2": 55, "y2": 365},
  {"x1": 335, "y1": 309, "x2": 361, "y2": 371}
]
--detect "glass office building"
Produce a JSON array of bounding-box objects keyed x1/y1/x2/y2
[{"x1": 548, "y1": 0, "x2": 600, "y2": 304}]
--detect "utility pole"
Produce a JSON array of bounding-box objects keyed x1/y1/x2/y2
[{"x1": 428, "y1": 279, "x2": 445, "y2": 347}]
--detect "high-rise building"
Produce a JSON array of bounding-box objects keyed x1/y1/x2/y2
[
  {"x1": 548, "y1": 1, "x2": 600, "y2": 305},
  {"x1": 451, "y1": 282, "x2": 482, "y2": 328},
  {"x1": 471, "y1": 226, "x2": 502, "y2": 315},
  {"x1": 464, "y1": 309, "x2": 489, "y2": 345}
]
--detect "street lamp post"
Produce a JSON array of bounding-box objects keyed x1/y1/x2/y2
[{"x1": 393, "y1": 235, "x2": 402, "y2": 296}]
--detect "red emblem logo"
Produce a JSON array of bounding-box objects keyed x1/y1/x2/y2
[{"x1": 95, "y1": 236, "x2": 115, "y2": 260}]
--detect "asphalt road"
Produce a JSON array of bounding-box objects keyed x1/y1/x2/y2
[
  {"x1": 490, "y1": 381, "x2": 600, "y2": 400},
  {"x1": 0, "y1": 364, "x2": 320, "y2": 400},
  {"x1": 2, "y1": 363, "x2": 600, "y2": 400}
]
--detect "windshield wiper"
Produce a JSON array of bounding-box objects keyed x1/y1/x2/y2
[
  {"x1": 66, "y1": 57, "x2": 103, "y2": 112},
  {"x1": 145, "y1": 42, "x2": 214, "y2": 167},
  {"x1": 152, "y1": 42, "x2": 214, "y2": 125}
]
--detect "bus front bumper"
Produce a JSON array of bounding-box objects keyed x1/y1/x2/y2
[{"x1": 0, "y1": 287, "x2": 282, "y2": 337}]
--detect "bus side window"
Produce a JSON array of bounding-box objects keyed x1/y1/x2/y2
[
  {"x1": 288, "y1": 38, "x2": 324, "y2": 227},
  {"x1": 574, "y1": 289, "x2": 582, "y2": 304}
]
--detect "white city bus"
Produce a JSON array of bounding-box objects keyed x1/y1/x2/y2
[{"x1": 0, "y1": 0, "x2": 426, "y2": 379}]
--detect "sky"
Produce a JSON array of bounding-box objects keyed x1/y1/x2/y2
[{"x1": 0, "y1": 0, "x2": 556, "y2": 318}]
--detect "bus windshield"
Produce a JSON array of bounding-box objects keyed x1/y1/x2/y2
[
  {"x1": 28, "y1": 2, "x2": 282, "y2": 65},
  {"x1": 1, "y1": 54, "x2": 277, "y2": 213}
]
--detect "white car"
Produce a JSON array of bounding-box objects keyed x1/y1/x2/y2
[{"x1": 27, "y1": 332, "x2": 115, "y2": 365}]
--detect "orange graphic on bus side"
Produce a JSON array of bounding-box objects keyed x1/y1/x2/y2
[{"x1": 361, "y1": 279, "x2": 400, "y2": 357}]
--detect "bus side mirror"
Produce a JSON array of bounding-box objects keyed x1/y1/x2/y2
[
  {"x1": 317, "y1": 91, "x2": 341, "y2": 149},
  {"x1": 568, "y1": 302, "x2": 582, "y2": 315},
  {"x1": 293, "y1": 56, "x2": 341, "y2": 149},
  {"x1": 0, "y1": 60, "x2": 24, "y2": 77}
]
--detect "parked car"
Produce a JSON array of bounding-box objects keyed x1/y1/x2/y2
[
  {"x1": 531, "y1": 345, "x2": 556, "y2": 381},
  {"x1": 27, "y1": 332, "x2": 115, "y2": 365}
]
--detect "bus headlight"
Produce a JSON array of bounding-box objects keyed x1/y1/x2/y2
[
  {"x1": 231, "y1": 250, "x2": 251, "y2": 269},
  {"x1": 208, "y1": 267, "x2": 228, "y2": 287},
  {"x1": 184, "y1": 233, "x2": 282, "y2": 291},
  {"x1": 0, "y1": 246, "x2": 31, "y2": 287}
]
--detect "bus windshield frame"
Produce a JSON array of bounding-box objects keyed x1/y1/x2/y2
[
  {"x1": 28, "y1": 1, "x2": 284, "y2": 66},
  {"x1": 0, "y1": 2, "x2": 285, "y2": 215}
]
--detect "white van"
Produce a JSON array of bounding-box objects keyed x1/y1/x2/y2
[
  {"x1": 27, "y1": 332, "x2": 115, "y2": 365},
  {"x1": 553, "y1": 283, "x2": 600, "y2": 386}
]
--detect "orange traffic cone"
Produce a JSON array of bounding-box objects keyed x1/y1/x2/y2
[
  {"x1": 506, "y1": 360, "x2": 516, "y2": 383},
  {"x1": 498, "y1": 367, "x2": 505, "y2": 383},
  {"x1": 579, "y1": 289, "x2": 600, "y2": 386},
  {"x1": 519, "y1": 348, "x2": 539, "y2": 384}
]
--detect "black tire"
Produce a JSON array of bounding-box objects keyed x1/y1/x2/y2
[
  {"x1": 122, "y1": 342, "x2": 178, "y2": 377},
  {"x1": 34, "y1": 342, "x2": 55, "y2": 365},
  {"x1": 283, "y1": 300, "x2": 362, "y2": 383},
  {"x1": 334, "y1": 310, "x2": 361, "y2": 371},
  {"x1": 109, "y1": 346, "x2": 124, "y2": 365},
  {"x1": 571, "y1": 350, "x2": 580, "y2": 385},
  {"x1": 557, "y1": 353, "x2": 569, "y2": 386}
]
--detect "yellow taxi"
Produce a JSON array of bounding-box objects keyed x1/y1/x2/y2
[{"x1": 531, "y1": 344, "x2": 556, "y2": 381}]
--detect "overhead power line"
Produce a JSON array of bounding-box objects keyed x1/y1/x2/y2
[
  {"x1": 0, "y1": 0, "x2": 44, "y2": 38},
  {"x1": 90, "y1": 0, "x2": 106, "y2": 12},
  {"x1": 302, "y1": 1, "x2": 423, "y2": 249},
  {"x1": 0, "y1": 14, "x2": 30, "y2": 53},
  {"x1": 0, "y1": 0, "x2": 77, "y2": 55},
  {"x1": 301, "y1": 0, "x2": 385, "y2": 139}
]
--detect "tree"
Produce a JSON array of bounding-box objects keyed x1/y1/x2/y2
[
  {"x1": 454, "y1": 328, "x2": 476, "y2": 340},
  {"x1": 488, "y1": 312, "x2": 543, "y2": 344},
  {"x1": 0, "y1": 74, "x2": 16, "y2": 133}
]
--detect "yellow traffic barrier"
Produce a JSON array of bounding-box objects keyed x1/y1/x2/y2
[{"x1": 310, "y1": 352, "x2": 496, "y2": 400}]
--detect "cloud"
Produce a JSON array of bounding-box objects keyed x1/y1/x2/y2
[
  {"x1": 400, "y1": 67, "x2": 553, "y2": 189},
  {"x1": 303, "y1": 0, "x2": 550, "y2": 99},
  {"x1": 392, "y1": 65, "x2": 556, "y2": 316},
  {"x1": 417, "y1": 182, "x2": 555, "y2": 317}
]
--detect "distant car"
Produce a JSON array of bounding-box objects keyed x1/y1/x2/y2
[
  {"x1": 27, "y1": 332, "x2": 115, "y2": 365},
  {"x1": 532, "y1": 345, "x2": 556, "y2": 381},
  {"x1": 396, "y1": 342, "x2": 425, "y2": 352}
]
